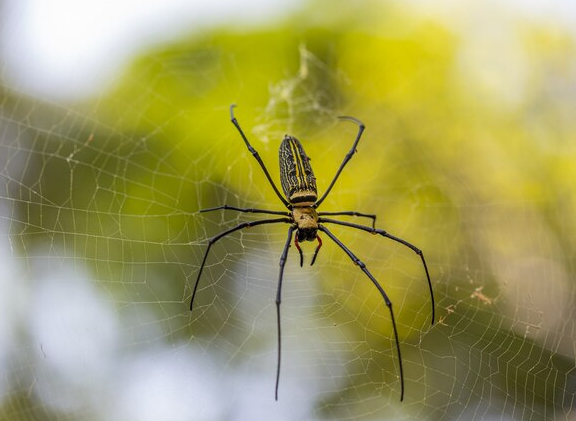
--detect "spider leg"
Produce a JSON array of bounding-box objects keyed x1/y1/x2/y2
[
  {"x1": 318, "y1": 211, "x2": 377, "y2": 229},
  {"x1": 310, "y1": 235, "x2": 322, "y2": 266},
  {"x1": 314, "y1": 116, "x2": 365, "y2": 208},
  {"x1": 319, "y1": 217, "x2": 435, "y2": 326},
  {"x1": 190, "y1": 217, "x2": 291, "y2": 312},
  {"x1": 318, "y1": 225, "x2": 404, "y2": 402},
  {"x1": 229, "y1": 104, "x2": 291, "y2": 209},
  {"x1": 294, "y1": 233, "x2": 304, "y2": 267},
  {"x1": 276, "y1": 225, "x2": 296, "y2": 400},
  {"x1": 200, "y1": 204, "x2": 290, "y2": 217}
]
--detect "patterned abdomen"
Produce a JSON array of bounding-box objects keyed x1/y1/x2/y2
[{"x1": 279, "y1": 135, "x2": 317, "y2": 206}]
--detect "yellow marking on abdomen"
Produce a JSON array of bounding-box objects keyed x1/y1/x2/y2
[{"x1": 288, "y1": 138, "x2": 305, "y2": 189}]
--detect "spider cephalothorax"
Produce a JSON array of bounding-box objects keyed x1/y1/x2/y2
[
  {"x1": 190, "y1": 104, "x2": 435, "y2": 402},
  {"x1": 293, "y1": 206, "x2": 318, "y2": 237},
  {"x1": 292, "y1": 205, "x2": 320, "y2": 266}
]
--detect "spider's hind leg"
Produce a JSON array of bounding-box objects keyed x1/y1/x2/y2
[{"x1": 229, "y1": 105, "x2": 290, "y2": 208}]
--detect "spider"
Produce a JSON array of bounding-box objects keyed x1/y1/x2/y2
[{"x1": 190, "y1": 104, "x2": 435, "y2": 401}]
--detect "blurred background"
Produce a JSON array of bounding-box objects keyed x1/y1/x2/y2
[{"x1": 1, "y1": 0, "x2": 575, "y2": 420}]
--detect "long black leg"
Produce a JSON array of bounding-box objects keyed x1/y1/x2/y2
[
  {"x1": 276, "y1": 225, "x2": 296, "y2": 400},
  {"x1": 319, "y1": 225, "x2": 405, "y2": 401},
  {"x1": 201, "y1": 204, "x2": 290, "y2": 217},
  {"x1": 319, "y1": 217, "x2": 435, "y2": 326},
  {"x1": 229, "y1": 105, "x2": 291, "y2": 209},
  {"x1": 314, "y1": 116, "x2": 365, "y2": 208},
  {"x1": 318, "y1": 211, "x2": 376, "y2": 228},
  {"x1": 190, "y1": 217, "x2": 291, "y2": 312}
]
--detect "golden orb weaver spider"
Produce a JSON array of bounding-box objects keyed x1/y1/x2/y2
[{"x1": 190, "y1": 104, "x2": 435, "y2": 401}]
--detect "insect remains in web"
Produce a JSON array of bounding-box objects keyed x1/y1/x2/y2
[{"x1": 190, "y1": 104, "x2": 435, "y2": 401}]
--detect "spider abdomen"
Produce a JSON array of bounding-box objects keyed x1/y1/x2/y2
[{"x1": 279, "y1": 135, "x2": 317, "y2": 206}]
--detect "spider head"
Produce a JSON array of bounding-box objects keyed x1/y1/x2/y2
[
  {"x1": 297, "y1": 227, "x2": 317, "y2": 242},
  {"x1": 292, "y1": 206, "x2": 319, "y2": 242}
]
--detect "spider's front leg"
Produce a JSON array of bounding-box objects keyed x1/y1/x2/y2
[
  {"x1": 310, "y1": 235, "x2": 322, "y2": 266},
  {"x1": 294, "y1": 234, "x2": 304, "y2": 267},
  {"x1": 319, "y1": 217, "x2": 435, "y2": 326},
  {"x1": 190, "y1": 217, "x2": 291, "y2": 312},
  {"x1": 293, "y1": 233, "x2": 323, "y2": 267},
  {"x1": 275, "y1": 225, "x2": 296, "y2": 400},
  {"x1": 318, "y1": 224, "x2": 405, "y2": 401}
]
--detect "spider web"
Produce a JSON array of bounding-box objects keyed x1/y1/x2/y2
[{"x1": 1, "y1": 2, "x2": 576, "y2": 421}]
